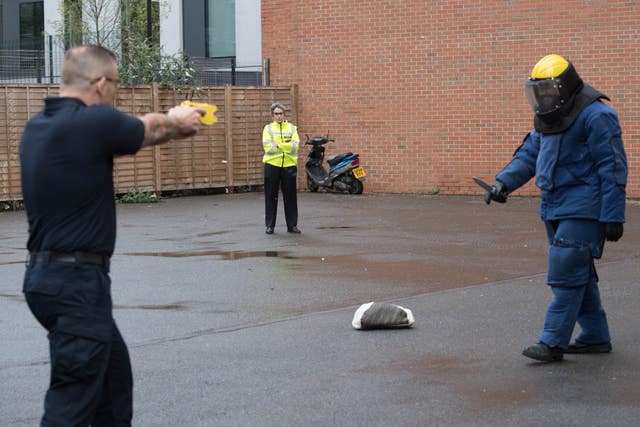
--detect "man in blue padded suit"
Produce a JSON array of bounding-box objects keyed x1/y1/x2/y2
[
  {"x1": 20, "y1": 45, "x2": 204, "y2": 426},
  {"x1": 483, "y1": 54, "x2": 627, "y2": 362}
]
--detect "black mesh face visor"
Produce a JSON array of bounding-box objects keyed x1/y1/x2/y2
[{"x1": 524, "y1": 78, "x2": 563, "y2": 115}]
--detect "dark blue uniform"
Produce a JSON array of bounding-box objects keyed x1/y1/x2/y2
[
  {"x1": 20, "y1": 97, "x2": 144, "y2": 426},
  {"x1": 495, "y1": 100, "x2": 627, "y2": 349}
]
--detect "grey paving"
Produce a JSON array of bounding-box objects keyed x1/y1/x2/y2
[{"x1": 1, "y1": 193, "x2": 639, "y2": 426}]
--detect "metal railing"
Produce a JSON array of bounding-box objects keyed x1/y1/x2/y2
[
  {"x1": 188, "y1": 56, "x2": 262, "y2": 87},
  {"x1": 0, "y1": 36, "x2": 264, "y2": 86},
  {"x1": 0, "y1": 49, "x2": 46, "y2": 83}
]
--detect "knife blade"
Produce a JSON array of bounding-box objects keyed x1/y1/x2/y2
[{"x1": 472, "y1": 176, "x2": 493, "y2": 192}]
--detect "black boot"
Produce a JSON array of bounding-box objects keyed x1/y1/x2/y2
[
  {"x1": 522, "y1": 342, "x2": 563, "y2": 362},
  {"x1": 565, "y1": 340, "x2": 612, "y2": 354}
]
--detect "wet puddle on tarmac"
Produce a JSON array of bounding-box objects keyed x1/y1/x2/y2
[
  {"x1": 1, "y1": 250, "x2": 294, "y2": 264},
  {"x1": 114, "y1": 303, "x2": 187, "y2": 311},
  {"x1": 0, "y1": 293, "x2": 24, "y2": 302},
  {"x1": 384, "y1": 353, "x2": 536, "y2": 414},
  {"x1": 0, "y1": 260, "x2": 25, "y2": 266},
  {"x1": 387, "y1": 353, "x2": 477, "y2": 378},
  {"x1": 195, "y1": 231, "x2": 231, "y2": 237},
  {"x1": 0, "y1": 294, "x2": 187, "y2": 311},
  {"x1": 0, "y1": 249, "x2": 27, "y2": 266},
  {"x1": 123, "y1": 250, "x2": 293, "y2": 260}
]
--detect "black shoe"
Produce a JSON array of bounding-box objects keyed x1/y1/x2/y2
[
  {"x1": 522, "y1": 342, "x2": 564, "y2": 362},
  {"x1": 287, "y1": 226, "x2": 301, "y2": 234},
  {"x1": 565, "y1": 340, "x2": 612, "y2": 354},
  {"x1": 266, "y1": 227, "x2": 274, "y2": 235}
]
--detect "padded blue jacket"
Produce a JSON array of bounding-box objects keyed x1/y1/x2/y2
[{"x1": 496, "y1": 100, "x2": 627, "y2": 223}]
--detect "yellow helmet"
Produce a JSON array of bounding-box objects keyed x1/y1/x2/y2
[
  {"x1": 524, "y1": 54, "x2": 583, "y2": 121},
  {"x1": 530, "y1": 54, "x2": 569, "y2": 79}
]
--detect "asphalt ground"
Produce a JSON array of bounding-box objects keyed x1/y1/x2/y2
[{"x1": 1, "y1": 192, "x2": 639, "y2": 427}]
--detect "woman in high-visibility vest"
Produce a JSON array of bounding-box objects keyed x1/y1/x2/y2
[{"x1": 262, "y1": 103, "x2": 301, "y2": 234}]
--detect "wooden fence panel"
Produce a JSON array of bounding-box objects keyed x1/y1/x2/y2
[
  {"x1": 1, "y1": 85, "x2": 58, "y2": 201},
  {"x1": 113, "y1": 86, "x2": 156, "y2": 193},
  {"x1": 0, "y1": 87, "x2": 11, "y2": 201},
  {"x1": 0, "y1": 84, "x2": 296, "y2": 202},
  {"x1": 231, "y1": 87, "x2": 295, "y2": 187},
  {"x1": 155, "y1": 87, "x2": 228, "y2": 191}
]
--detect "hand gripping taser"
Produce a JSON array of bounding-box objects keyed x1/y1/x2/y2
[{"x1": 180, "y1": 101, "x2": 218, "y2": 125}]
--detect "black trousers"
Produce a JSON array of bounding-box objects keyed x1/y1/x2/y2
[
  {"x1": 23, "y1": 259, "x2": 133, "y2": 427},
  {"x1": 264, "y1": 163, "x2": 298, "y2": 229}
]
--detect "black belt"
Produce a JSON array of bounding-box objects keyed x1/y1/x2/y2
[{"x1": 28, "y1": 251, "x2": 110, "y2": 268}]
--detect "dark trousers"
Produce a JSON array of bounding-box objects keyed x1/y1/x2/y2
[
  {"x1": 264, "y1": 163, "x2": 298, "y2": 229},
  {"x1": 24, "y1": 260, "x2": 133, "y2": 427}
]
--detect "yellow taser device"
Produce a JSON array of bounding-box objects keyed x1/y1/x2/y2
[{"x1": 180, "y1": 100, "x2": 218, "y2": 125}]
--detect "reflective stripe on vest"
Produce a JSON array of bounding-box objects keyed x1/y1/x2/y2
[{"x1": 263, "y1": 124, "x2": 278, "y2": 154}]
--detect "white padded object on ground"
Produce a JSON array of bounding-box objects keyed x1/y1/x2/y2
[{"x1": 352, "y1": 302, "x2": 415, "y2": 330}]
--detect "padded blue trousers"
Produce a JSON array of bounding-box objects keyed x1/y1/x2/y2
[{"x1": 539, "y1": 219, "x2": 611, "y2": 348}]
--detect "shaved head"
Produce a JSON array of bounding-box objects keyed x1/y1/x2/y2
[{"x1": 61, "y1": 45, "x2": 117, "y2": 92}]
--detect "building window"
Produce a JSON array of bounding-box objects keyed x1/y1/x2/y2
[
  {"x1": 19, "y1": 1, "x2": 44, "y2": 50},
  {"x1": 205, "y1": 0, "x2": 235, "y2": 58}
]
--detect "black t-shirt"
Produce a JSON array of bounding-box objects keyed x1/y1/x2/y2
[{"x1": 20, "y1": 97, "x2": 145, "y2": 256}]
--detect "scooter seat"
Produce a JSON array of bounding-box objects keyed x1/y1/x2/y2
[
  {"x1": 327, "y1": 152, "x2": 354, "y2": 167},
  {"x1": 308, "y1": 136, "x2": 329, "y2": 145}
]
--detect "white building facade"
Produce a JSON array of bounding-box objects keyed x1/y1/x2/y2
[{"x1": 1, "y1": 0, "x2": 262, "y2": 84}]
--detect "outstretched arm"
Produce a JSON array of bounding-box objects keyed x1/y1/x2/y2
[{"x1": 140, "y1": 106, "x2": 204, "y2": 148}]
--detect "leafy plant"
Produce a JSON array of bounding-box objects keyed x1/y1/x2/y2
[
  {"x1": 116, "y1": 190, "x2": 159, "y2": 204},
  {"x1": 1, "y1": 200, "x2": 24, "y2": 211},
  {"x1": 117, "y1": 33, "x2": 197, "y2": 87},
  {"x1": 427, "y1": 187, "x2": 440, "y2": 195},
  {"x1": 51, "y1": 0, "x2": 196, "y2": 89}
]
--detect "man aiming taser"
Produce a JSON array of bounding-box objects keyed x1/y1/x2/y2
[
  {"x1": 478, "y1": 54, "x2": 627, "y2": 362},
  {"x1": 20, "y1": 44, "x2": 206, "y2": 426}
]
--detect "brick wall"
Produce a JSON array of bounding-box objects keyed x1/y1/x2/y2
[{"x1": 262, "y1": 0, "x2": 639, "y2": 198}]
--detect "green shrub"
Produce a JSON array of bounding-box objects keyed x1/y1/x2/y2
[
  {"x1": 1, "y1": 200, "x2": 24, "y2": 211},
  {"x1": 116, "y1": 190, "x2": 159, "y2": 204}
]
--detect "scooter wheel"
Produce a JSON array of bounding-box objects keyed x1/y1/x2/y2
[{"x1": 348, "y1": 178, "x2": 364, "y2": 194}]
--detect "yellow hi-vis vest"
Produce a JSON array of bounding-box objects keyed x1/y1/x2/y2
[{"x1": 262, "y1": 120, "x2": 300, "y2": 167}]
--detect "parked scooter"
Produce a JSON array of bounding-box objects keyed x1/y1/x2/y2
[{"x1": 304, "y1": 134, "x2": 366, "y2": 194}]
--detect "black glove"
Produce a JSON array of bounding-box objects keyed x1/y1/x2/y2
[
  {"x1": 604, "y1": 222, "x2": 623, "y2": 242},
  {"x1": 484, "y1": 181, "x2": 508, "y2": 204}
]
